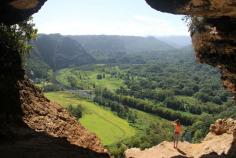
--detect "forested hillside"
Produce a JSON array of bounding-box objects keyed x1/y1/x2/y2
[
  {"x1": 26, "y1": 34, "x2": 178, "y2": 78},
  {"x1": 26, "y1": 34, "x2": 95, "y2": 78},
  {"x1": 70, "y1": 35, "x2": 174, "y2": 60}
]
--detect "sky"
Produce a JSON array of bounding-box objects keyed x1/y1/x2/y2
[{"x1": 33, "y1": 0, "x2": 189, "y2": 36}]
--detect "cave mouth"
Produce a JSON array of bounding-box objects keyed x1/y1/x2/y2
[{"x1": 1, "y1": 0, "x2": 236, "y2": 157}]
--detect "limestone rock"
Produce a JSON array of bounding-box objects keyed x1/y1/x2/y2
[
  {"x1": 125, "y1": 119, "x2": 236, "y2": 158},
  {"x1": 209, "y1": 118, "x2": 236, "y2": 135},
  {"x1": 0, "y1": 0, "x2": 47, "y2": 25}
]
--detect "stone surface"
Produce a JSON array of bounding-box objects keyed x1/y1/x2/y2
[
  {"x1": 145, "y1": 0, "x2": 236, "y2": 17},
  {"x1": 209, "y1": 118, "x2": 236, "y2": 135},
  {"x1": 19, "y1": 79, "x2": 107, "y2": 153},
  {"x1": 191, "y1": 16, "x2": 236, "y2": 99},
  {"x1": 0, "y1": 0, "x2": 47, "y2": 25},
  {"x1": 125, "y1": 119, "x2": 236, "y2": 158}
]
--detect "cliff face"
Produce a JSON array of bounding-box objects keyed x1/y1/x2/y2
[
  {"x1": 125, "y1": 118, "x2": 236, "y2": 158},
  {"x1": 145, "y1": 0, "x2": 236, "y2": 17},
  {"x1": 145, "y1": 0, "x2": 236, "y2": 99}
]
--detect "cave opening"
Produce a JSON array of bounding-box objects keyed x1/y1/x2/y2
[
  {"x1": 27, "y1": 0, "x2": 235, "y2": 150},
  {"x1": 0, "y1": 0, "x2": 236, "y2": 158}
]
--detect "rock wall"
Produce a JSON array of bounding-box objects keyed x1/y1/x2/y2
[
  {"x1": 145, "y1": 0, "x2": 236, "y2": 17},
  {"x1": 0, "y1": 0, "x2": 47, "y2": 25}
]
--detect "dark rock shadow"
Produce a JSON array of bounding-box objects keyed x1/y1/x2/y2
[
  {"x1": 0, "y1": 125, "x2": 110, "y2": 158},
  {"x1": 177, "y1": 148, "x2": 187, "y2": 156}
]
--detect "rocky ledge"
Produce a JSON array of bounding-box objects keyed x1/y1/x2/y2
[{"x1": 125, "y1": 118, "x2": 236, "y2": 158}]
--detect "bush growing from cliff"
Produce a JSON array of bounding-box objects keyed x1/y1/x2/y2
[
  {"x1": 0, "y1": 17, "x2": 37, "y2": 55},
  {"x1": 67, "y1": 104, "x2": 82, "y2": 119}
]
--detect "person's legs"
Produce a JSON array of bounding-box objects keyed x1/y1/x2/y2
[
  {"x1": 173, "y1": 138, "x2": 176, "y2": 148},
  {"x1": 175, "y1": 134, "x2": 179, "y2": 148},
  {"x1": 173, "y1": 133, "x2": 177, "y2": 148}
]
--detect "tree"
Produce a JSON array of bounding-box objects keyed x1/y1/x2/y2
[
  {"x1": 67, "y1": 76, "x2": 78, "y2": 88},
  {"x1": 0, "y1": 17, "x2": 37, "y2": 55},
  {"x1": 67, "y1": 105, "x2": 82, "y2": 119},
  {"x1": 97, "y1": 74, "x2": 103, "y2": 80}
]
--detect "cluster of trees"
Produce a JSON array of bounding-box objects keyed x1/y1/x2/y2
[
  {"x1": 121, "y1": 52, "x2": 231, "y2": 105},
  {"x1": 117, "y1": 87, "x2": 226, "y2": 115},
  {"x1": 94, "y1": 95, "x2": 137, "y2": 123},
  {"x1": 96, "y1": 89, "x2": 196, "y2": 125},
  {"x1": 42, "y1": 84, "x2": 63, "y2": 92},
  {"x1": 183, "y1": 114, "x2": 214, "y2": 143},
  {"x1": 96, "y1": 73, "x2": 105, "y2": 80},
  {"x1": 108, "y1": 121, "x2": 173, "y2": 158}
]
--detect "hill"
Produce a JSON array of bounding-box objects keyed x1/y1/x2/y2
[
  {"x1": 70, "y1": 35, "x2": 175, "y2": 60},
  {"x1": 27, "y1": 34, "x2": 95, "y2": 71},
  {"x1": 157, "y1": 36, "x2": 192, "y2": 48}
]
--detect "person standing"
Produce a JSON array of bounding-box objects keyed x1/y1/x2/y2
[{"x1": 171, "y1": 119, "x2": 182, "y2": 148}]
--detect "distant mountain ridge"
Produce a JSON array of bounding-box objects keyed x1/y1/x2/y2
[
  {"x1": 27, "y1": 34, "x2": 193, "y2": 76},
  {"x1": 70, "y1": 35, "x2": 175, "y2": 55},
  {"x1": 157, "y1": 36, "x2": 192, "y2": 48}
]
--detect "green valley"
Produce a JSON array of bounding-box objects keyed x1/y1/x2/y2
[
  {"x1": 27, "y1": 34, "x2": 236, "y2": 157},
  {"x1": 45, "y1": 91, "x2": 136, "y2": 145},
  {"x1": 55, "y1": 67, "x2": 124, "y2": 91}
]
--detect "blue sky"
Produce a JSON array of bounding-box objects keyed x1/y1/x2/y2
[{"x1": 33, "y1": 0, "x2": 189, "y2": 36}]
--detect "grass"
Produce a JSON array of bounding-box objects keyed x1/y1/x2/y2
[
  {"x1": 88, "y1": 71, "x2": 124, "y2": 91},
  {"x1": 131, "y1": 108, "x2": 174, "y2": 130},
  {"x1": 56, "y1": 68, "x2": 124, "y2": 91},
  {"x1": 45, "y1": 91, "x2": 136, "y2": 145}
]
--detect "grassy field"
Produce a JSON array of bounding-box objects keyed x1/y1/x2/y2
[
  {"x1": 45, "y1": 91, "x2": 136, "y2": 145},
  {"x1": 55, "y1": 68, "x2": 124, "y2": 91},
  {"x1": 131, "y1": 108, "x2": 174, "y2": 131}
]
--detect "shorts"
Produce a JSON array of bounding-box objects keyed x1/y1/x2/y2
[{"x1": 174, "y1": 132, "x2": 180, "y2": 140}]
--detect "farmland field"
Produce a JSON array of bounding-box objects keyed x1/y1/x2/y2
[{"x1": 45, "y1": 91, "x2": 136, "y2": 145}]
